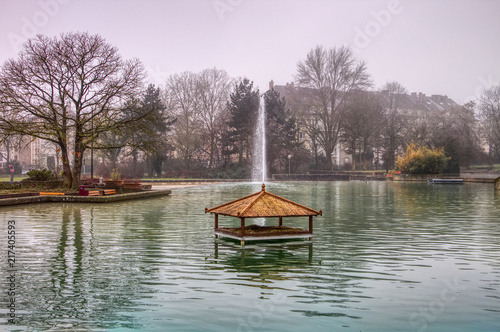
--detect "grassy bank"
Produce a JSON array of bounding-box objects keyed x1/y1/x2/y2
[{"x1": 0, "y1": 175, "x2": 27, "y2": 182}]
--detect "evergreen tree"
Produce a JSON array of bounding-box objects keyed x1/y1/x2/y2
[
  {"x1": 127, "y1": 84, "x2": 176, "y2": 177},
  {"x1": 264, "y1": 89, "x2": 302, "y2": 174},
  {"x1": 226, "y1": 78, "x2": 260, "y2": 166}
]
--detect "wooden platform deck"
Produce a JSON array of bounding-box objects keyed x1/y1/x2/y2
[{"x1": 215, "y1": 225, "x2": 313, "y2": 244}]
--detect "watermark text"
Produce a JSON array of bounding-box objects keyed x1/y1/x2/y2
[
  {"x1": 8, "y1": 0, "x2": 71, "y2": 53},
  {"x1": 6, "y1": 220, "x2": 17, "y2": 324},
  {"x1": 409, "y1": 277, "x2": 468, "y2": 331}
]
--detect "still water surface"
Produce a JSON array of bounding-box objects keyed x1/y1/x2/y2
[{"x1": 1, "y1": 182, "x2": 499, "y2": 331}]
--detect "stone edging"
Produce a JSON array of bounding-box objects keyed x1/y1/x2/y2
[{"x1": 0, "y1": 190, "x2": 172, "y2": 207}]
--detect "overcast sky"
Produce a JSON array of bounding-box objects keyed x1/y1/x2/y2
[{"x1": 1, "y1": 0, "x2": 499, "y2": 104}]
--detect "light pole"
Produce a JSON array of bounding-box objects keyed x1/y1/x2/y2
[{"x1": 288, "y1": 154, "x2": 292, "y2": 177}]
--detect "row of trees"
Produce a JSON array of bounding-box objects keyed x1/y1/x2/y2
[
  {"x1": 1, "y1": 32, "x2": 499, "y2": 188},
  {"x1": 321, "y1": 86, "x2": 484, "y2": 173},
  {"x1": 284, "y1": 45, "x2": 494, "y2": 173},
  {"x1": 344, "y1": 90, "x2": 488, "y2": 173},
  {"x1": 0, "y1": 32, "x2": 302, "y2": 187},
  {"x1": 165, "y1": 76, "x2": 303, "y2": 178},
  {"x1": 479, "y1": 85, "x2": 500, "y2": 160}
]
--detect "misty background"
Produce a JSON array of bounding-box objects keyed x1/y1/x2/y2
[{"x1": 1, "y1": 0, "x2": 499, "y2": 103}]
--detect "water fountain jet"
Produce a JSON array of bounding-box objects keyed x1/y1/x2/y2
[
  {"x1": 206, "y1": 94, "x2": 322, "y2": 245},
  {"x1": 252, "y1": 96, "x2": 266, "y2": 183}
]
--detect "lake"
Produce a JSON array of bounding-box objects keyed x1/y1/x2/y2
[{"x1": 1, "y1": 181, "x2": 499, "y2": 331}]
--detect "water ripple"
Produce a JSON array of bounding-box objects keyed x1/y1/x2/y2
[{"x1": 1, "y1": 182, "x2": 499, "y2": 331}]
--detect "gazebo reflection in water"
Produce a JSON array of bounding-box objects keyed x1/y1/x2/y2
[{"x1": 212, "y1": 241, "x2": 314, "y2": 276}]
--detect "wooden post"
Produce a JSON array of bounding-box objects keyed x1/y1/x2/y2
[
  {"x1": 495, "y1": 177, "x2": 500, "y2": 190},
  {"x1": 279, "y1": 217, "x2": 283, "y2": 227},
  {"x1": 309, "y1": 215, "x2": 313, "y2": 233},
  {"x1": 241, "y1": 218, "x2": 245, "y2": 236},
  {"x1": 214, "y1": 214, "x2": 219, "y2": 238}
]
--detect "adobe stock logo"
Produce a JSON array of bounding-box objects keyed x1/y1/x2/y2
[
  {"x1": 7, "y1": 0, "x2": 71, "y2": 53},
  {"x1": 234, "y1": 293, "x2": 287, "y2": 332},
  {"x1": 213, "y1": 0, "x2": 243, "y2": 21},
  {"x1": 408, "y1": 277, "x2": 468, "y2": 332},
  {"x1": 146, "y1": 64, "x2": 170, "y2": 85},
  {"x1": 353, "y1": 0, "x2": 403, "y2": 52},
  {"x1": 463, "y1": 74, "x2": 499, "y2": 104}
]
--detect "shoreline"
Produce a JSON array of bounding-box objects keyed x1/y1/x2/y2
[
  {"x1": 0, "y1": 182, "x2": 226, "y2": 207},
  {"x1": 0, "y1": 189, "x2": 172, "y2": 207},
  {"x1": 1, "y1": 176, "x2": 498, "y2": 207}
]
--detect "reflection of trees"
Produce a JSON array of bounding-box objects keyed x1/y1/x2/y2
[
  {"x1": 392, "y1": 182, "x2": 466, "y2": 223},
  {"x1": 16, "y1": 204, "x2": 162, "y2": 331},
  {"x1": 391, "y1": 182, "x2": 499, "y2": 243}
]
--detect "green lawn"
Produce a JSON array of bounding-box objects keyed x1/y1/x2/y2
[
  {"x1": 469, "y1": 164, "x2": 500, "y2": 170},
  {"x1": 0, "y1": 175, "x2": 27, "y2": 182},
  {"x1": 141, "y1": 178, "x2": 206, "y2": 181}
]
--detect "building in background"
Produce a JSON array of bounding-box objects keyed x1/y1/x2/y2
[
  {"x1": 271, "y1": 81, "x2": 458, "y2": 170},
  {"x1": 0, "y1": 137, "x2": 58, "y2": 173}
]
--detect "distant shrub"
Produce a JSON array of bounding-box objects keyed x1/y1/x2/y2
[
  {"x1": 110, "y1": 168, "x2": 121, "y2": 180},
  {"x1": 396, "y1": 143, "x2": 450, "y2": 174},
  {"x1": 207, "y1": 163, "x2": 250, "y2": 179},
  {"x1": 26, "y1": 168, "x2": 53, "y2": 181}
]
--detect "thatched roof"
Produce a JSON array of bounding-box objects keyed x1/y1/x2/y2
[{"x1": 205, "y1": 184, "x2": 322, "y2": 218}]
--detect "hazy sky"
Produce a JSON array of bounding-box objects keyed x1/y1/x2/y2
[{"x1": 1, "y1": 0, "x2": 499, "y2": 104}]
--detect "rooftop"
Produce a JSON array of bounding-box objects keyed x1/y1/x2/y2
[{"x1": 205, "y1": 184, "x2": 322, "y2": 218}]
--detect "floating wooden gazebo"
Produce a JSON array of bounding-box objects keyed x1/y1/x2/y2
[{"x1": 205, "y1": 184, "x2": 322, "y2": 245}]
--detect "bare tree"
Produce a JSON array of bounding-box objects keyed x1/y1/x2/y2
[
  {"x1": 479, "y1": 85, "x2": 500, "y2": 160},
  {"x1": 98, "y1": 131, "x2": 126, "y2": 173},
  {"x1": 166, "y1": 71, "x2": 202, "y2": 170},
  {"x1": 379, "y1": 81, "x2": 408, "y2": 171},
  {"x1": 284, "y1": 85, "x2": 323, "y2": 169},
  {"x1": 341, "y1": 91, "x2": 383, "y2": 170},
  {"x1": 0, "y1": 32, "x2": 146, "y2": 188},
  {"x1": 296, "y1": 45, "x2": 371, "y2": 170},
  {"x1": 196, "y1": 68, "x2": 233, "y2": 169},
  {"x1": 430, "y1": 102, "x2": 482, "y2": 171},
  {"x1": 0, "y1": 131, "x2": 24, "y2": 168}
]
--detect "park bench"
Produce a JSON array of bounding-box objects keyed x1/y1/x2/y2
[
  {"x1": 88, "y1": 190, "x2": 100, "y2": 196},
  {"x1": 103, "y1": 189, "x2": 116, "y2": 195},
  {"x1": 40, "y1": 192, "x2": 65, "y2": 196}
]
